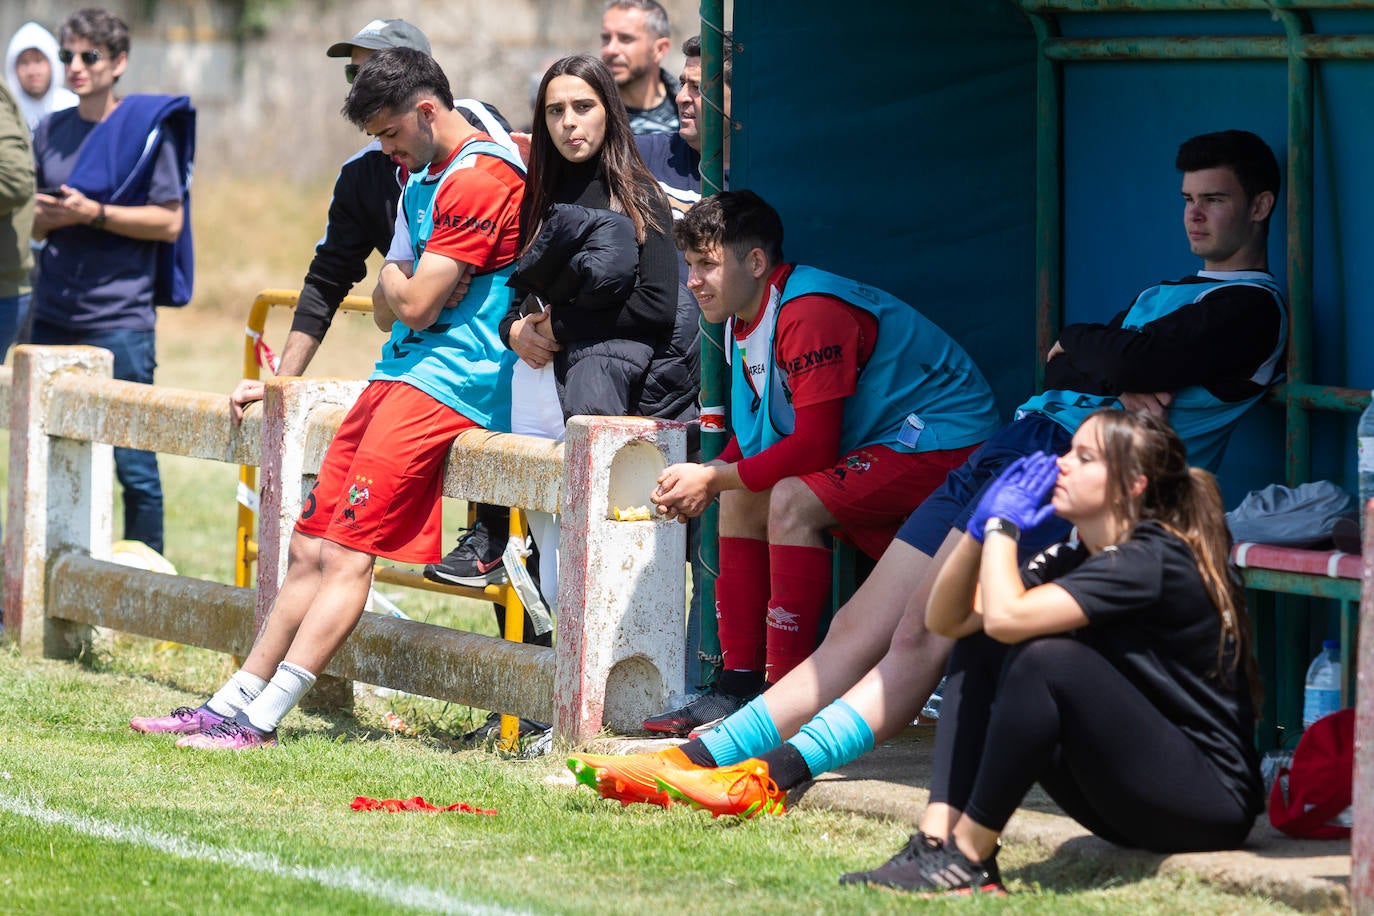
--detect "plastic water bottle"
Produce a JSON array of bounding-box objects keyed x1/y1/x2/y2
[
  {"x1": 919, "y1": 676, "x2": 947, "y2": 722},
  {"x1": 1359, "y1": 396, "x2": 1374, "y2": 538},
  {"x1": 1301, "y1": 640, "x2": 1342, "y2": 729}
]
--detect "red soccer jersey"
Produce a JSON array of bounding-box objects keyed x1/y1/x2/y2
[
  {"x1": 729, "y1": 268, "x2": 879, "y2": 489},
  {"x1": 421, "y1": 135, "x2": 524, "y2": 271}
]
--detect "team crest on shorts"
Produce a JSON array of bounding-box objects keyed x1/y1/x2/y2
[
  {"x1": 844, "y1": 454, "x2": 871, "y2": 473},
  {"x1": 348, "y1": 475, "x2": 373, "y2": 507}
]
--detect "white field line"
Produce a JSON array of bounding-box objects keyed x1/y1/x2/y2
[{"x1": 0, "y1": 791, "x2": 529, "y2": 916}]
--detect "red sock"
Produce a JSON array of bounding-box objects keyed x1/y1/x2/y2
[
  {"x1": 715, "y1": 536, "x2": 771, "y2": 673},
  {"x1": 765, "y1": 544, "x2": 833, "y2": 681}
]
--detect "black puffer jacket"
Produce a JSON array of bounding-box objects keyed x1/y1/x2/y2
[
  {"x1": 501, "y1": 203, "x2": 698, "y2": 430},
  {"x1": 640, "y1": 282, "x2": 701, "y2": 453},
  {"x1": 504, "y1": 203, "x2": 638, "y2": 310},
  {"x1": 502, "y1": 204, "x2": 648, "y2": 420}
]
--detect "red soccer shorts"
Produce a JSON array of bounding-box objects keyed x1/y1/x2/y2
[
  {"x1": 294, "y1": 380, "x2": 479, "y2": 563},
  {"x1": 802, "y1": 442, "x2": 981, "y2": 559}
]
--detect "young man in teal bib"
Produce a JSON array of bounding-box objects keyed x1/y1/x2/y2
[
  {"x1": 129, "y1": 49, "x2": 525, "y2": 750},
  {"x1": 641, "y1": 189, "x2": 1000, "y2": 736}
]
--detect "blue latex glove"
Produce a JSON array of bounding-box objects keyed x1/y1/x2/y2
[
  {"x1": 968, "y1": 451, "x2": 1060, "y2": 542},
  {"x1": 967, "y1": 455, "x2": 1030, "y2": 543}
]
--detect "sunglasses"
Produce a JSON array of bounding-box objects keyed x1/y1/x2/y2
[
  {"x1": 58, "y1": 48, "x2": 104, "y2": 66},
  {"x1": 345, "y1": 63, "x2": 360, "y2": 84}
]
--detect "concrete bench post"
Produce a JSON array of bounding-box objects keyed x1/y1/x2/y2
[
  {"x1": 555, "y1": 416, "x2": 687, "y2": 741},
  {"x1": 256, "y1": 377, "x2": 367, "y2": 709},
  {"x1": 4, "y1": 345, "x2": 114, "y2": 658},
  {"x1": 1352, "y1": 497, "x2": 1372, "y2": 913}
]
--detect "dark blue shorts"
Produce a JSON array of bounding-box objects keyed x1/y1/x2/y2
[{"x1": 895, "y1": 413, "x2": 1073, "y2": 556}]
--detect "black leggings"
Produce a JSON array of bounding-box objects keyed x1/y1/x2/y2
[{"x1": 929, "y1": 634, "x2": 1254, "y2": 853}]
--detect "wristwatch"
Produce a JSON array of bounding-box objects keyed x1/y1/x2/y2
[
  {"x1": 90, "y1": 203, "x2": 107, "y2": 229},
  {"x1": 984, "y1": 517, "x2": 1021, "y2": 543}
]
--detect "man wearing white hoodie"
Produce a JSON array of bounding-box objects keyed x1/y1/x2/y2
[{"x1": 5, "y1": 21, "x2": 78, "y2": 132}]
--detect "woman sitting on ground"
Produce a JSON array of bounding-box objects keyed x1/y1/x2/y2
[{"x1": 839, "y1": 408, "x2": 1264, "y2": 895}]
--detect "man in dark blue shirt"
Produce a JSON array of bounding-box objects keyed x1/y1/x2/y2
[
  {"x1": 635, "y1": 32, "x2": 732, "y2": 285},
  {"x1": 31, "y1": 9, "x2": 191, "y2": 555}
]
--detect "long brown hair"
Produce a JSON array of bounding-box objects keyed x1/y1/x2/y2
[
  {"x1": 521, "y1": 54, "x2": 667, "y2": 250},
  {"x1": 1091, "y1": 408, "x2": 1262, "y2": 713}
]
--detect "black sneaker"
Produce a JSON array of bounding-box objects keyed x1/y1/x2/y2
[
  {"x1": 424, "y1": 523, "x2": 507, "y2": 587},
  {"x1": 641, "y1": 688, "x2": 750, "y2": 736},
  {"x1": 460, "y1": 710, "x2": 550, "y2": 744},
  {"x1": 839, "y1": 831, "x2": 1006, "y2": 896}
]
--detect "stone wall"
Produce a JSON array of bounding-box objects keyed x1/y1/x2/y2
[{"x1": 3, "y1": 0, "x2": 704, "y2": 180}]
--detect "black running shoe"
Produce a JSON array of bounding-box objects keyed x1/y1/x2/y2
[
  {"x1": 460, "y1": 710, "x2": 550, "y2": 744},
  {"x1": 424, "y1": 522, "x2": 507, "y2": 587},
  {"x1": 641, "y1": 688, "x2": 750, "y2": 736},
  {"x1": 839, "y1": 831, "x2": 1006, "y2": 896}
]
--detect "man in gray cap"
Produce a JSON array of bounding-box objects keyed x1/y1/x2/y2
[
  {"x1": 230, "y1": 18, "x2": 517, "y2": 421},
  {"x1": 326, "y1": 17, "x2": 431, "y2": 72}
]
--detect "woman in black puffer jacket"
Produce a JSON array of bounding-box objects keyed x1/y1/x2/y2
[{"x1": 500, "y1": 53, "x2": 696, "y2": 423}]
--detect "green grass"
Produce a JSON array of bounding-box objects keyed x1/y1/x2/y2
[
  {"x1": 0, "y1": 178, "x2": 1306, "y2": 913},
  {"x1": 0, "y1": 650, "x2": 1301, "y2": 915}
]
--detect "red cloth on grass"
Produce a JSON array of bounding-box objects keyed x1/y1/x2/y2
[{"x1": 351, "y1": 795, "x2": 497, "y2": 815}]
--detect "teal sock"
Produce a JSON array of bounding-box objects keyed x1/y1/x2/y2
[
  {"x1": 699, "y1": 695, "x2": 782, "y2": 766},
  {"x1": 785, "y1": 698, "x2": 875, "y2": 778}
]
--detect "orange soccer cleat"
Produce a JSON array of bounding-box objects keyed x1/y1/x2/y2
[
  {"x1": 567, "y1": 745, "x2": 698, "y2": 807},
  {"x1": 653, "y1": 757, "x2": 786, "y2": 819}
]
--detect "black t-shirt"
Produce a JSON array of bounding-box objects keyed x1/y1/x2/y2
[{"x1": 1022, "y1": 521, "x2": 1264, "y2": 815}]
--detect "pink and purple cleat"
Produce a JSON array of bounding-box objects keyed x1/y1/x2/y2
[
  {"x1": 130, "y1": 705, "x2": 225, "y2": 735},
  {"x1": 175, "y1": 720, "x2": 277, "y2": 751}
]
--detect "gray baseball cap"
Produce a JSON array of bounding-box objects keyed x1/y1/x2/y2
[{"x1": 326, "y1": 19, "x2": 430, "y2": 57}]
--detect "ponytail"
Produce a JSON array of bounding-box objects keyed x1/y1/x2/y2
[{"x1": 1160, "y1": 469, "x2": 1262, "y2": 714}]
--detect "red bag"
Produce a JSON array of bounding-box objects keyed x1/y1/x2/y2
[{"x1": 1268, "y1": 708, "x2": 1354, "y2": 839}]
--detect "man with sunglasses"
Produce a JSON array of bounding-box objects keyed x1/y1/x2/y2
[{"x1": 30, "y1": 8, "x2": 193, "y2": 557}]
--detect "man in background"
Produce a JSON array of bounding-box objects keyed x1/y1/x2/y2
[
  {"x1": 636, "y1": 31, "x2": 732, "y2": 274},
  {"x1": 6, "y1": 21, "x2": 77, "y2": 132},
  {"x1": 600, "y1": 0, "x2": 678, "y2": 135},
  {"x1": 30, "y1": 8, "x2": 193, "y2": 556},
  {"x1": 0, "y1": 73, "x2": 34, "y2": 359}
]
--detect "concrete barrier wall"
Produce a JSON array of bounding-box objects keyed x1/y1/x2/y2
[{"x1": 1, "y1": 345, "x2": 685, "y2": 741}]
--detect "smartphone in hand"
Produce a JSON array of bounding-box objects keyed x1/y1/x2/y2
[{"x1": 37, "y1": 187, "x2": 68, "y2": 198}]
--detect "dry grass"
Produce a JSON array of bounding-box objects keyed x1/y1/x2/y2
[
  {"x1": 160, "y1": 174, "x2": 390, "y2": 394},
  {"x1": 189, "y1": 175, "x2": 336, "y2": 316}
]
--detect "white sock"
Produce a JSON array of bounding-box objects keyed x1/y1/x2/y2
[
  {"x1": 241, "y1": 662, "x2": 317, "y2": 733},
  {"x1": 204, "y1": 670, "x2": 269, "y2": 717}
]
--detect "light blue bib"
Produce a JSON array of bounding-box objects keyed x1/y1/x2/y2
[
  {"x1": 729, "y1": 266, "x2": 999, "y2": 457},
  {"x1": 369, "y1": 139, "x2": 525, "y2": 430},
  {"x1": 1016, "y1": 272, "x2": 1286, "y2": 471}
]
